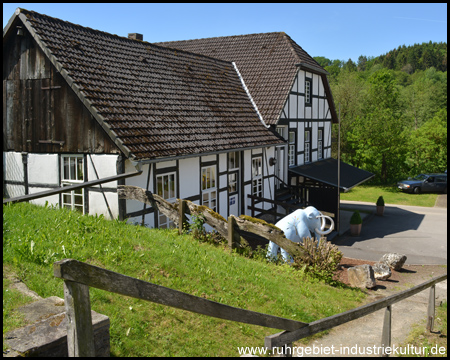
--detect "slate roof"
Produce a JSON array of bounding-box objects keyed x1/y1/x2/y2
[
  {"x1": 5, "y1": 9, "x2": 284, "y2": 161},
  {"x1": 157, "y1": 32, "x2": 337, "y2": 125}
]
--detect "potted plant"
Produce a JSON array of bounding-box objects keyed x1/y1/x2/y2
[
  {"x1": 376, "y1": 196, "x2": 385, "y2": 216},
  {"x1": 350, "y1": 210, "x2": 362, "y2": 236}
]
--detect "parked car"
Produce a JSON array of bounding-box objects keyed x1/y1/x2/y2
[{"x1": 397, "y1": 173, "x2": 447, "y2": 194}]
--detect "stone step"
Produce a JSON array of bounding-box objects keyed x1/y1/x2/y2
[{"x1": 4, "y1": 296, "x2": 110, "y2": 357}]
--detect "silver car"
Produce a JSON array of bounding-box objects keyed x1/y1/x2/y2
[{"x1": 397, "y1": 173, "x2": 447, "y2": 194}]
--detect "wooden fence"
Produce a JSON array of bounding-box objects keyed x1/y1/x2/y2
[
  {"x1": 53, "y1": 258, "x2": 446, "y2": 357},
  {"x1": 117, "y1": 185, "x2": 309, "y2": 260},
  {"x1": 52, "y1": 185, "x2": 447, "y2": 356}
]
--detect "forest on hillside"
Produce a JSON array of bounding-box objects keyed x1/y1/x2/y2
[{"x1": 314, "y1": 41, "x2": 447, "y2": 184}]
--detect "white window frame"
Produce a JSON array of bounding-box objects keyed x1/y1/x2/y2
[
  {"x1": 61, "y1": 155, "x2": 84, "y2": 213},
  {"x1": 156, "y1": 172, "x2": 177, "y2": 228},
  {"x1": 318, "y1": 129, "x2": 323, "y2": 160},
  {"x1": 305, "y1": 130, "x2": 311, "y2": 163},
  {"x1": 252, "y1": 157, "x2": 263, "y2": 198},
  {"x1": 202, "y1": 165, "x2": 217, "y2": 212},
  {"x1": 288, "y1": 131, "x2": 296, "y2": 167},
  {"x1": 305, "y1": 78, "x2": 312, "y2": 106}
]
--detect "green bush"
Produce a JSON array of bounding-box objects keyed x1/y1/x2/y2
[
  {"x1": 293, "y1": 237, "x2": 343, "y2": 285},
  {"x1": 350, "y1": 210, "x2": 362, "y2": 224},
  {"x1": 376, "y1": 196, "x2": 385, "y2": 206}
]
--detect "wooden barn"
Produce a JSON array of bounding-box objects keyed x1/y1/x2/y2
[{"x1": 3, "y1": 8, "x2": 373, "y2": 230}]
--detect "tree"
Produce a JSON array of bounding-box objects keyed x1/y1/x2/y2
[
  {"x1": 345, "y1": 69, "x2": 408, "y2": 183},
  {"x1": 357, "y1": 55, "x2": 367, "y2": 72},
  {"x1": 405, "y1": 109, "x2": 447, "y2": 174}
]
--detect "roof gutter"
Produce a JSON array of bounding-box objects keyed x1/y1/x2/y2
[{"x1": 232, "y1": 62, "x2": 270, "y2": 128}]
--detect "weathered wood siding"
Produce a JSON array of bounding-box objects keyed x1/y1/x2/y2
[{"x1": 3, "y1": 29, "x2": 119, "y2": 155}]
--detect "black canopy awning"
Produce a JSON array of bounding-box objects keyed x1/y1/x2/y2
[{"x1": 289, "y1": 158, "x2": 374, "y2": 192}]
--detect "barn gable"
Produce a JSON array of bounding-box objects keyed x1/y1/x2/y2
[{"x1": 3, "y1": 8, "x2": 284, "y2": 163}]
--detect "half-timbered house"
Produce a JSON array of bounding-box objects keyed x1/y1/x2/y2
[
  {"x1": 157, "y1": 33, "x2": 374, "y2": 226},
  {"x1": 3, "y1": 8, "x2": 285, "y2": 228},
  {"x1": 3, "y1": 9, "x2": 373, "y2": 231}
]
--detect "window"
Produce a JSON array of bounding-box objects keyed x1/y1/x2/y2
[
  {"x1": 228, "y1": 152, "x2": 239, "y2": 194},
  {"x1": 252, "y1": 157, "x2": 262, "y2": 198},
  {"x1": 318, "y1": 129, "x2": 323, "y2": 159},
  {"x1": 305, "y1": 130, "x2": 311, "y2": 163},
  {"x1": 156, "y1": 173, "x2": 177, "y2": 228},
  {"x1": 305, "y1": 78, "x2": 312, "y2": 106},
  {"x1": 61, "y1": 155, "x2": 84, "y2": 213},
  {"x1": 228, "y1": 152, "x2": 240, "y2": 170},
  {"x1": 288, "y1": 131, "x2": 296, "y2": 166},
  {"x1": 202, "y1": 166, "x2": 217, "y2": 211}
]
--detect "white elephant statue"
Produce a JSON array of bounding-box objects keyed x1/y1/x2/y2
[{"x1": 267, "y1": 206, "x2": 334, "y2": 263}]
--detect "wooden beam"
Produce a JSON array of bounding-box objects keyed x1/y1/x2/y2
[
  {"x1": 54, "y1": 259, "x2": 308, "y2": 332},
  {"x1": 3, "y1": 171, "x2": 143, "y2": 204},
  {"x1": 63, "y1": 280, "x2": 95, "y2": 357}
]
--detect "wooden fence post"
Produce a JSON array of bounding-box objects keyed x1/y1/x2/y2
[
  {"x1": 381, "y1": 305, "x2": 392, "y2": 357},
  {"x1": 178, "y1": 199, "x2": 188, "y2": 235},
  {"x1": 64, "y1": 280, "x2": 95, "y2": 357},
  {"x1": 426, "y1": 285, "x2": 435, "y2": 332},
  {"x1": 228, "y1": 216, "x2": 236, "y2": 250}
]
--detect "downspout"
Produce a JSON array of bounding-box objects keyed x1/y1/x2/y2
[{"x1": 232, "y1": 62, "x2": 269, "y2": 128}]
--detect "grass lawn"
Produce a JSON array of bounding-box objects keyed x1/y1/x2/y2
[
  {"x1": 3, "y1": 202, "x2": 366, "y2": 357},
  {"x1": 340, "y1": 185, "x2": 441, "y2": 207}
]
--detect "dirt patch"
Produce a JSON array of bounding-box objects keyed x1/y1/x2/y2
[{"x1": 335, "y1": 257, "x2": 447, "y2": 296}]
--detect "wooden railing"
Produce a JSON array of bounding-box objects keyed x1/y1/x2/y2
[
  {"x1": 117, "y1": 185, "x2": 309, "y2": 259},
  {"x1": 3, "y1": 171, "x2": 142, "y2": 204},
  {"x1": 53, "y1": 259, "x2": 446, "y2": 357},
  {"x1": 53, "y1": 258, "x2": 308, "y2": 356},
  {"x1": 265, "y1": 274, "x2": 447, "y2": 357}
]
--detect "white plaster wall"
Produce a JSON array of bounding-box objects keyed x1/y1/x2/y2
[
  {"x1": 219, "y1": 174, "x2": 227, "y2": 190},
  {"x1": 312, "y1": 98, "x2": 318, "y2": 118},
  {"x1": 319, "y1": 76, "x2": 325, "y2": 97},
  {"x1": 219, "y1": 190, "x2": 228, "y2": 218},
  {"x1": 88, "y1": 191, "x2": 119, "y2": 219},
  {"x1": 289, "y1": 93, "x2": 297, "y2": 119},
  {"x1": 4, "y1": 152, "x2": 24, "y2": 181},
  {"x1": 313, "y1": 74, "x2": 320, "y2": 96},
  {"x1": 5, "y1": 184, "x2": 25, "y2": 198},
  {"x1": 179, "y1": 157, "x2": 199, "y2": 199},
  {"x1": 28, "y1": 154, "x2": 59, "y2": 185},
  {"x1": 29, "y1": 187, "x2": 59, "y2": 207},
  {"x1": 201, "y1": 154, "x2": 216, "y2": 163},
  {"x1": 219, "y1": 153, "x2": 227, "y2": 173},
  {"x1": 87, "y1": 154, "x2": 119, "y2": 188},
  {"x1": 243, "y1": 150, "x2": 252, "y2": 182},
  {"x1": 156, "y1": 160, "x2": 176, "y2": 169}
]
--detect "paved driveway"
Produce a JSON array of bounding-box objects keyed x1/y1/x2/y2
[{"x1": 334, "y1": 198, "x2": 447, "y2": 265}]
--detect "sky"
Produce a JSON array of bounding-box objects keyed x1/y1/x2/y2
[{"x1": 3, "y1": 3, "x2": 447, "y2": 63}]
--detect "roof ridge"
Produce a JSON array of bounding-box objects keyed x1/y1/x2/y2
[
  {"x1": 157, "y1": 31, "x2": 286, "y2": 44},
  {"x1": 16, "y1": 8, "x2": 236, "y2": 68}
]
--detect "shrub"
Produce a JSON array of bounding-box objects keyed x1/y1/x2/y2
[
  {"x1": 350, "y1": 210, "x2": 362, "y2": 224},
  {"x1": 188, "y1": 213, "x2": 227, "y2": 246},
  {"x1": 376, "y1": 196, "x2": 385, "y2": 206},
  {"x1": 292, "y1": 237, "x2": 343, "y2": 284}
]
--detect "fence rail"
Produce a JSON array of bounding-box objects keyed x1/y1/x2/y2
[
  {"x1": 265, "y1": 273, "x2": 447, "y2": 356},
  {"x1": 117, "y1": 185, "x2": 309, "y2": 260},
  {"x1": 3, "y1": 171, "x2": 142, "y2": 204},
  {"x1": 53, "y1": 258, "x2": 308, "y2": 356}
]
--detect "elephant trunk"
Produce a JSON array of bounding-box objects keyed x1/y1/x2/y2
[{"x1": 314, "y1": 215, "x2": 334, "y2": 236}]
